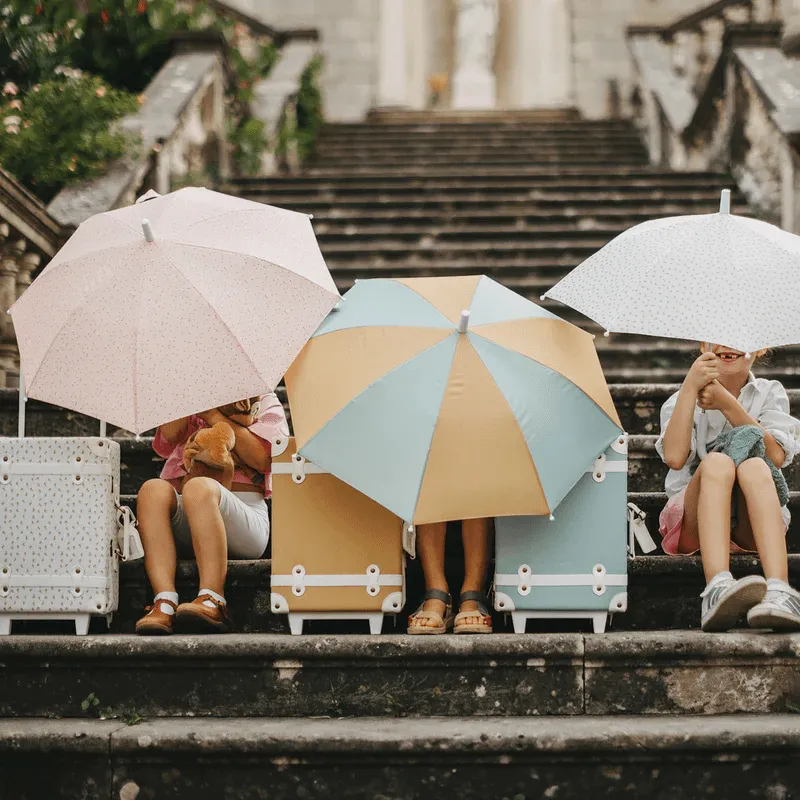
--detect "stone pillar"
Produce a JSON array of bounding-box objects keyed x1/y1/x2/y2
[
  {"x1": 452, "y1": 0, "x2": 499, "y2": 110},
  {"x1": 513, "y1": 0, "x2": 573, "y2": 109},
  {"x1": 0, "y1": 235, "x2": 24, "y2": 389},
  {"x1": 377, "y1": 0, "x2": 409, "y2": 107},
  {"x1": 406, "y1": 0, "x2": 430, "y2": 110}
]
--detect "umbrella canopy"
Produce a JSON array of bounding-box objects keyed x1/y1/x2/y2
[
  {"x1": 285, "y1": 275, "x2": 623, "y2": 525},
  {"x1": 10, "y1": 187, "x2": 339, "y2": 434},
  {"x1": 543, "y1": 190, "x2": 800, "y2": 354}
]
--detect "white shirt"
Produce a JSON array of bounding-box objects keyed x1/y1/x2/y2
[{"x1": 655, "y1": 374, "x2": 800, "y2": 522}]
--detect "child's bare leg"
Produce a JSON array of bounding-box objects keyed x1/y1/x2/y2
[
  {"x1": 692, "y1": 453, "x2": 736, "y2": 582},
  {"x1": 137, "y1": 478, "x2": 179, "y2": 595},
  {"x1": 182, "y1": 477, "x2": 228, "y2": 596},
  {"x1": 415, "y1": 522, "x2": 448, "y2": 627},
  {"x1": 460, "y1": 517, "x2": 491, "y2": 623},
  {"x1": 734, "y1": 458, "x2": 788, "y2": 582}
]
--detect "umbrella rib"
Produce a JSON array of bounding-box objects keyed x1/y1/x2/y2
[
  {"x1": 154, "y1": 244, "x2": 269, "y2": 389},
  {"x1": 168, "y1": 241, "x2": 339, "y2": 298}
]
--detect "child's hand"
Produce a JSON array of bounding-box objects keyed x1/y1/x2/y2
[
  {"x1": 697, "y1": 380, "x2": 736, "y2": 412},
  {"x1": 685, "y1": 352, "x2": 719, "y2": 392}
]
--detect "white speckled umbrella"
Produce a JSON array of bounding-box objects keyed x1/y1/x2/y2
[
  {"x1": 10, "y1": 187, "x2": 339, "y2": 434},
  {"x1": 543, "y1": 190, "x2": 800, "y2": 354}
]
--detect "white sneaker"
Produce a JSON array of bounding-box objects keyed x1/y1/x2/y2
[
  {"x1": 747, "y1": 580, "x2": 800, "y2": 631},
  {"x1": 700, "y1": 573, "x2": 767, "y2": 632}
]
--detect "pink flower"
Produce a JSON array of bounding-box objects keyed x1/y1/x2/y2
[
  {"x1": 8, "y1": 99, "x2": 21, "y2": 110},
  {"x1": 2, "y1": 82, "x2": 18, "y2": 96},
  {"x1": 4, "y1": 123, "x2": 19, "y2": 135},
  {"x1": 95, "y1": 85, "x2": 107, "y2": 98},
  {"x1": 32, "y1": 84, "x2": 40, "y2": 93}
]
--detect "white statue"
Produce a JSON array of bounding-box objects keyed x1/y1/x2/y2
[
  {"x1": 452, "y1": 0, "x2": 499, "y2": 110},
  {"x1": 455, "y1": 0, "x2": 499, "y2": 73}
]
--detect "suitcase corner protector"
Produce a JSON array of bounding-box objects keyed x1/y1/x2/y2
[
  {"x1": 271, "y1": 592, "x2": 289, "y2": 614},
  {"x1": 494, "y1": 590, "x2": 515, "y2": 612},
  {"x1": 609, "y1": 591, "x2": 627, "y2": 613},
  {"x1": 381, "y1": 591, "x2": 404, "y2": 613}
]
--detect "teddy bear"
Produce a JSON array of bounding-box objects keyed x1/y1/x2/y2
[{"x1": 182, "y1": 422, "x2": 237, "y2": 491}]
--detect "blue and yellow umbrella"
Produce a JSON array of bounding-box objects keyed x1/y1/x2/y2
[{"x1": 286, "y1": 276, "x2": 622, "y2": 525}]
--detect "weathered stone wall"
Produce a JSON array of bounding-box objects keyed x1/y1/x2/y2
[
  {"x1": 733, "y1": 63, "x2": 785, "y2": 223},
  {"x1": 571, "y1": 0, "x2": 704, "y2": 119},
  {"x1": 224, "y1": 0, "x2": 381, "y2": 122}
]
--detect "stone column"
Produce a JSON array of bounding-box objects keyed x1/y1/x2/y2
[
  {"x1": 513, "y1": 0, "x2": 573, "y2": 109},
  {"x1": 452, "y1": 0, "x2": 499, "y2": 110},
  {"x1": 377, "y1": 0, "x2": 409, "y2": 107},
  {"x1": 0, "y1": 234, "x2": 23, "y2": 389}
]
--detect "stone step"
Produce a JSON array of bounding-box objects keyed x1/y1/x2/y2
[
  {"x1": 1, "y1": 631, "x2": 799, "y2": 720},
  {"x1": 3, "y1": 714, "x2": 799, "y2": 799},
  {"x1": 308, "y1": 157, "x2": 650, "y2": 172},
  {"x1": 306, "y1": 163, "x2": 662, "y2": 177},
  {"x1": 310, "y1": 149, "x2": 648, "y2": 163},
  {"x1": 104, "y1": 554, "x2": 800, "y2": 637},
  {"x1": 232, "y1": 170, "x2": 734, "y2": 189},
  {"x1": 314, "y1": 141, "x2": 648, "y2": 156},
  {"x1": 256, "y1": 192, "x2": 746, "y2": 212}
]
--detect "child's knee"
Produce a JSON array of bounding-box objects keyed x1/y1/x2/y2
[
  {"x1": 138, "y1": 478, "x2": 174, "y2": 510},
  {"x1": 737, "y1": 457, "x2": 773, "y2": 485},
  {"x1": 699, "y1": 452, "x2": 736, "y2": 482},
  {"x1": 182, "y1": 476, "x2": 221, "y2": 508}
]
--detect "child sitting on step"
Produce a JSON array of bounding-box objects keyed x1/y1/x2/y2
[
  {"x1": 657, "y1": 345, "x2": 800, "y2": 632},
  {"x1": 135, "y1": 394, "x2": 288, "y2": 635}
]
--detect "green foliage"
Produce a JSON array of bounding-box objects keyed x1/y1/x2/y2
[
  {"x1": 229, "y1": 41, "x2": 278, "y2": 104},
  {"x1": 80, "y1": 692, "x2": 144, "y2": 726},
  {"x1": 68, "y1": 0, "x2": 216, "y2": 94},
  {"x1": 276, "y1": 55, "x2": 324, "y2": 166},
  {"x1": 229, "y1": 116, "x2": 267, "y2": 176},
  {"x1": 0, "y1": 73, "x2": 138, "y2": 201},
  {"x1": 0, "y1": 5, "x2": 80, "y2": 92},
  {"x1": 295, "y1": 54, "x2": 324, "y2": 162}
]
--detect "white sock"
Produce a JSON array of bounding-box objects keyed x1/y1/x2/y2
[
  {"x1": 198, "y1": 588, "x2": 226, "y2": 609},
  {"x1": 154, "y1": 591, "x2": 178, "y2": 615},
  {"x1": 707, "y1": 570, "x2": 733, "y2": 589}
]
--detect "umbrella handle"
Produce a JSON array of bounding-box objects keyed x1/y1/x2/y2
[
  {"x1": 18, "y1": 365, "x2": 26, "y2": 439},
  {"x1": 696, "y1": 409, "x2": 708, "y2": 459}
]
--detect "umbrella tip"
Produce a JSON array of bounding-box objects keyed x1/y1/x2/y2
[
  {"x1": 539, "y1": 294, "x2": 546, "y2": 302},
  {"x1": 458, "y1": 310, "x2": 470, "y2": 334},
  {"x1": 719, "y1": 189, "x2": 731, "y2": 214},
  {"x1": 549, "y1": 514, "x2": 555, "y2": 522},
  {"x1": 603, "y1": 330, "x2": 610, "y2": 338},
  {"x1": 141, "y1": 219, "x2": 155, "y2": 243}
]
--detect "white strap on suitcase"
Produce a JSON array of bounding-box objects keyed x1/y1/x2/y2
[{"x1": 627, "y1": 502, "x2": 657, "y2": 556}]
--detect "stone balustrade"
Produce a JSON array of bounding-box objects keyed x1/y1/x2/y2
[
  {"x1": 250, "y1": 36, "x2": 320, "y2": 175},
  {"x1": 628, "y1": 0, "x2": 800, "y2": 229},
  {"x1": 0, "y1": 170, "x2": 62, "y2": 389},
  {"x1": 48, "y1": 34, "x2": 230, "y2": 229}
]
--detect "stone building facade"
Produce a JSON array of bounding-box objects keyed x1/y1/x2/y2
[{"x1": 223, "y1": 0, "x2": 719, "y2": 121}]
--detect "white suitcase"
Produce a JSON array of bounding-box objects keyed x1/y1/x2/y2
[{"x1": 0, "y1": 386, "x2": 142, "y2": 634}]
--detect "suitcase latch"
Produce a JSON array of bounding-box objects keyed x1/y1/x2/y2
[
  {"x1": 592, "y1": 453, "x2": 607, "y2": 482},
  {"x1": 292, "y1": 453, "x2": 307, "y2": 484}
]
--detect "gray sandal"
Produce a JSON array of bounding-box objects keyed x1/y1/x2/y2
[
  {"x1": 407, "y1": 589, "x2": 454, "y2": 635},
  {"x1": 454, "y1": 591, "x2": 493, "y2": 634}
]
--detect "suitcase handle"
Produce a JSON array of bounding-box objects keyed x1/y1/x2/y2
[{"x1": 116, "y1": 505, "x2": 144, "y2": 562}]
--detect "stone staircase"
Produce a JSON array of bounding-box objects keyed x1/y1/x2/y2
[{"x1": 1, "y1": 113, "x2": 799, "y2": 798}]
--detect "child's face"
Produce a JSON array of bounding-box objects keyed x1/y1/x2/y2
[{"x1": 702, "y1": 343, "x2": 754, "y2": 377}]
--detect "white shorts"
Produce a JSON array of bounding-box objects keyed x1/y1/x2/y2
[{"x1": 171, "y1": 486, "x2": 270, "y2": 559}]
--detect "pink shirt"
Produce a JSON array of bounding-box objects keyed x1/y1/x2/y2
[{"x1": 153, "y1": 393, "x2": 289, "y2": 498}]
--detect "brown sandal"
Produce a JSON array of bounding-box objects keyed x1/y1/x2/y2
[
  {"x1": 454, "y1": 591, "x2": 493, "y2": 634},
  {"x1": 407, "y1": 589, "x2": 454, "y2": 635}
]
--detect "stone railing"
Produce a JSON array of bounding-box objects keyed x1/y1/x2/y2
[
  {"x1": 0, "y1": 169, "x2": 64, "y2": 388},
  {"x1": 250, "y1": 35, "x2": 320, "y2": 175},
  {"x1": 48, "y1": 33, "x2": 230, "y2": 229},
  {"x1": 627, "y1": 0, "x2": 800, "y2": 229}
]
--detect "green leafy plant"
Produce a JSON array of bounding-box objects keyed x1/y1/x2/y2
[
  {"x1": 0, "y1": 73, "x2": 138, "y2": 200},
  {"x1": 0, "y1": 5, "x2": 81, "y2": 92},
  {"x1": 295, "y1": 54, "x2": 324, "y2": 162},
  {"x1": 229, "y1": 116, "x2": 267, "y2": 176},
  {"x1": 80, "y1": 692, "x2": 144, "y2": 725}
]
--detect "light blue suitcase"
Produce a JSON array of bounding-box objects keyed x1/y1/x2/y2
[{"x1": 494, "y1": 433, "x2": 633, "y2": 634}]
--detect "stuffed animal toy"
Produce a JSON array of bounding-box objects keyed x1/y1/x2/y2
[
  {"x1": 218, "y1": 396, "x2": 261, "y2": 428},
  {"x1": 182, "y1": 422, "x2": 237, "y2": 491}
]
